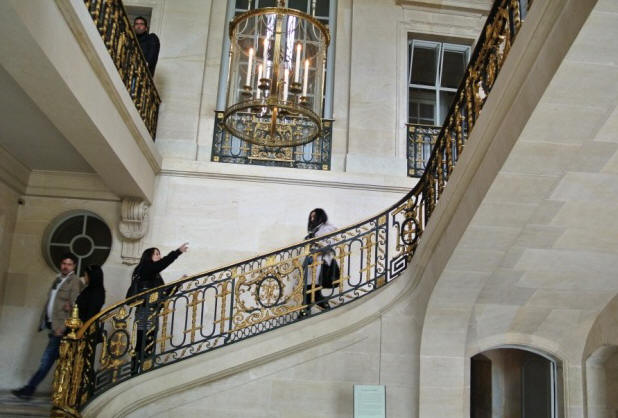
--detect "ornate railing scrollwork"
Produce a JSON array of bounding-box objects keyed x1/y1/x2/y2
[
  {"x1": 406, "y1": 124, "x2": 441, "y2": 177},
  {"x1": 50, "y1": 0, "x2": 533, "y2": 414},
  {"x1": 83, "y1": 0, "x2": 161, "y2": 139},
  {"x1": 211, "y1": 111, "x2": 333, "y2": 170}
]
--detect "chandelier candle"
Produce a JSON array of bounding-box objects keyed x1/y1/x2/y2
[
  {"x1": 302, "y1": 59, "x2": 309, "y2": 97},
  {"x1": 256, "y1": 64, "x2": 263, "y2": 99},
  {"x1": 283, "y1": 68, "x2": 289, "y2": 101},
  {"x1": 246, "y1": 47, "x2": 254, "y2": 86},
  {"x1": 263, "y1": 38, "x2": 269, "y2": 78},
  {"x1": 295, "y1": 43, "x2": 302, "y2": 83}
]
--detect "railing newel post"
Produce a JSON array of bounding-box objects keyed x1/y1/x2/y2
[{"x1": 51, "y1": 305, "x2": 84, "y2": 418}]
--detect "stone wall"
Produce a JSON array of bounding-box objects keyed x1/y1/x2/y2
[{"x1": 0, "y1": 180, "x2": 20, "y2": 323}]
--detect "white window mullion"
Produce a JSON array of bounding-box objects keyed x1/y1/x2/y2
[
  {"x1": 408, "y1": 40, "x2": 414, "y2": 87},
  {"x1": 436, "y1": 43, "x2": 445, "y2": 124}
]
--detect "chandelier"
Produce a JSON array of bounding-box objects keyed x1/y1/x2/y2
[{"x1": 223, "y1": 1, "x2": 330, "y2": 147}]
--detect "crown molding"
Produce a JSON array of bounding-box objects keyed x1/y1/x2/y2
[
  {"x1": 26, "y1": 170, "x2": 120, "y2": 201},
  {"x1": 160, "y1": 158, "x2": 417, "y2": 194},
  {"x1": 396, "y1": 0, "x2": 492, "y2": 15}
]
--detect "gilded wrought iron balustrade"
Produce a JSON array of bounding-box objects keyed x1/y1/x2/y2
[
  {"x1": 83, "y1": 0, "x2": 161, "y2": 139},
  {"x1": 51, "y1": 0, "x2": 533, "y2": 414},
  {"x1": 406, "y1": 124, "x2": 441, "y2": 177},
  {"x1": 211, "y1": 111, "x2": 333, "y2": 170}
]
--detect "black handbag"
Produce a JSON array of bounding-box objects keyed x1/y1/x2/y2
[{"x1": 319, "y1": 257, "x2": 340, "y2": 288}]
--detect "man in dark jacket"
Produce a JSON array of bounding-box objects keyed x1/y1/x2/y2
[{"x1": 134, "y1": 16, "x2": 160, "y2": 75}]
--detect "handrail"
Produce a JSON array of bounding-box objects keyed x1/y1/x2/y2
[
  {"x1": 211, "y1": 111, "x2": 334, "y2": 171},
  {"x1": 83, "y1": 0, "x2": 162, "y2": 139},
  {"x1": 50, "y1": 0, "x2": 532, "y2": 415}
]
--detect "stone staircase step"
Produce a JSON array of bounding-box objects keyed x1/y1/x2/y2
[{"x1": 0, "y1": 392, "x2": 51, "y2": 417}]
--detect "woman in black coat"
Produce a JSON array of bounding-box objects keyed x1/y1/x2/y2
[
  {"x1": 131, "y1": 243, "x2": 188, "y2": 374},
  {"x1": 132, "y1": 244, "x2": 188, "y2": 293},
  {"x1": 76, "y1": 265, "x2": 106, "y2": 324}
]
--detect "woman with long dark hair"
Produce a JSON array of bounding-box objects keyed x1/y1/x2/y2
[
  {"x1": 302, "y1": 209, "x2": 337, "y2": 314},
  {"x1": 132, "y1": 244, "x2": 188, "y2": 293},
  {"x1": 131, "y1": 243, "x2": 188, "y2": 374},
  {"x1": 75, "y1": 265, "x2": 106, "y2": 324},
  {"x1": 305, "y1": 208, "x2": 334, "y2": 240}
]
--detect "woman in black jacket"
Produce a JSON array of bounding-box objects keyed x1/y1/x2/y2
[
  {"x1": 76, "y1": 265, "x2": 106, "y2": 324},
  {"x1": 132, "y1": 244, "x2": 188, "y2": 293},
  {"x1": 131, "y1": 243, "x2": 188, "y2": 374}
]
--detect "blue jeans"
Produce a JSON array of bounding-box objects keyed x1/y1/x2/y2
[{"x1": 25, "y1": 334, "x2": 62, "y2": 392}]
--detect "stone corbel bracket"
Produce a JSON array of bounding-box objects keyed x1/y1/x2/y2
[{"x1": 119, "y1": 198, "x2": 149, "y2": 265}]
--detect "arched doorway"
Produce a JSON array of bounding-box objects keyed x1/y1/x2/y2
[{"x1": 471, "y1": 347, "x2": 562, "y2": 418}]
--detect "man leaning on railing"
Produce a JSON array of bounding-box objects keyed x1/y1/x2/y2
[{"x1": 133, "y1": 16, "x2": 160, "y2": 76}]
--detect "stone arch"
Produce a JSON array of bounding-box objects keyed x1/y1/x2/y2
[{"x1": 470, "y1": 344, "x2": 564, "y2": 418}]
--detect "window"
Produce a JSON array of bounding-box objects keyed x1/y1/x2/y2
[
  {"x1": 43, "y1": 211, "x2": 112, "y2": 276},
  {"x1": 408, "y1": 40, "x2": 470, "y2": 126}
]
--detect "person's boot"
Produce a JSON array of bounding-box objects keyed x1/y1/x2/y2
[
  {"x1": 11, "y1": 386, "x2": 34, "y2": 400},
  {"x1": 317, "y1": 298, "x2": 330, "y2": 310}
]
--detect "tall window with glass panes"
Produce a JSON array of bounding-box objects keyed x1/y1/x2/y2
[
  {"x1": 408, "y1": 40, "x2": 470, "y2": 125},
  {"x1": 407, "y1": 39, "x2": 470, "y2": 172}
]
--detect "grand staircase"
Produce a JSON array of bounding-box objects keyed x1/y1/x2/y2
[{"x1": 49, "y1": 0, "x2": 534, "y2": 416}]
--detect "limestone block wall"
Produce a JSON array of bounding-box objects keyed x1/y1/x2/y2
[
  {"x1": 149, "y1": 161, "x2": 413, "y2": 276},
  {"x1": 124, "y1": 307, "x2": 420, "y2": 418},
  {"x1": 0, "y1": 180, "x2": 20, "y2": 323}
]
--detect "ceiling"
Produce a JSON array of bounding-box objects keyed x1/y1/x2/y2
[{"x1": 0, "y1": 65, "x2": 92, "y2": 173}]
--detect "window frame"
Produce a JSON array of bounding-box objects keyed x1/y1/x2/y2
[
  {"x1": 408, "y1": 39, "x2": 471, "y2": 126},
  {"x1": 43, "y1": 210, "x2": 113, "y2": 276}
]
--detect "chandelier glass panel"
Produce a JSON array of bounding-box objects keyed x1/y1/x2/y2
[{"x1": 224, "y1": 4, "x2": 330, "y2": 147}]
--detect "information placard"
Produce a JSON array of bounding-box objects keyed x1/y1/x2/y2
[{"x1": 354, "y1": 385, "x2": 386, "y2": 418}]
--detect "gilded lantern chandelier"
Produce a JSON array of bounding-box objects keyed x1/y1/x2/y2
[{"x1": 223, "y1": 0, "x2": 330, "y2": 147}]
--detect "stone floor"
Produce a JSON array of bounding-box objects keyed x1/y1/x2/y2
[{"x1": 0, "y1": 392, "x2": 50, "y2": 417}]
